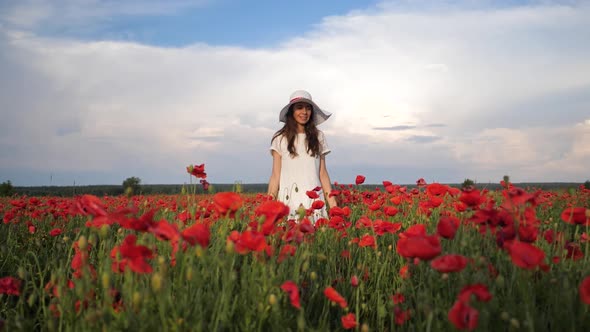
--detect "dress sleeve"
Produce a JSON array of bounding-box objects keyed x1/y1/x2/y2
[
  {"x1": 319, "y1": 131, "x2": 331, "y2": 155},
  {"x1": 270, "y1": 135, "x2": 282, "y2": 156}
]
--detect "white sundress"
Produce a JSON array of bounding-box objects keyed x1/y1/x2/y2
[{"x1": 270, "y1": 132, "x2": 331, "y2": 221}]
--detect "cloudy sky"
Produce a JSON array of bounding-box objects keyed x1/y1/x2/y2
[{"x1": 1, "y1": 0, "x2": 589, "y2": 186}]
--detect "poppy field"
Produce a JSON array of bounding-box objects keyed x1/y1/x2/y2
[{"x1": 1, "y1": 167, "x2": 590, "y2": 331}]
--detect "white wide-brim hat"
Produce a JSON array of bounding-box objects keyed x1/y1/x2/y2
[{"x1": 279, "y1": 90, "x2": 332, "y2": 125}]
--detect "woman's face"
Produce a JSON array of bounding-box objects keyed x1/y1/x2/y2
[{"x1": 292, "y1": 102, "x2": 312, "y2": 127}]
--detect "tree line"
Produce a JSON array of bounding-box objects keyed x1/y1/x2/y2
[{"x1": 1, "y1": 179, "x2": 585, "y2": 197}]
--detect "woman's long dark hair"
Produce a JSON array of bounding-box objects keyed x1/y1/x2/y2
[{"x1": 272, "y1": 105, "x2": 321, "y2": 158}]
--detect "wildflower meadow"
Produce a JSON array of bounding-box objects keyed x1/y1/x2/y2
[{"x1": 1, "y1": 165, "x2": 590, "y2": 331}]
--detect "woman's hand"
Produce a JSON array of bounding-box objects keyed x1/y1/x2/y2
[{"x1": 327, "y1": 195, "x2": 338, "y2": 208}]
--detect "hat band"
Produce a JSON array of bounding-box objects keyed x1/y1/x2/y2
[{"x1": 290, "y1": 97, "x2": 305, "y2": 103}]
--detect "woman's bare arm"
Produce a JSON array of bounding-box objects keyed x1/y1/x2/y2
[
  {"x1": 319, "y1": 155, "x2": 337, "y2": 208},
  {"x1": 267, "y1": 150, "x2": 281, "y2": 199}
]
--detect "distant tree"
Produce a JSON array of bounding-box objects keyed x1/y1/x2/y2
[
  {"x1": 0, "y1": 180, "x2": 14, "y2": 197},
  {"x1": 584, "y1": 180, "x2": 590, "y2": 190},
  {"x1": 122, "y1": 177, "x2": 142, "y2": 196},
  {"x1": 462, "y1": 178, "x2": 475, "y2": 190}
]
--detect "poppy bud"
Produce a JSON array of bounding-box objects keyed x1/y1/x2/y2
[
  {"x1": 185, "y1": 267, "x2": 193, "y2": 281},
  {"x1": 88, "y1": 234, "x2": 97, "y2": 246},
  {"x1": 351, "y1": 275, "x2": 359, "y2": 287},
  {"x1": 495, "y1": 275, "x2": 505, "y2": 287},
  {"x1": 133, "y1": 291, "x2": 142, "y2": 310},
  {"x1": 100, "y1": 225, "x2": 109, "y2": 239},
  {"x1": 101, "y1": 273, "x2": 110, "y2": 289},
  {"x1": 268, "y1": 294, "x2": 277, "y2": 305},
  {"x1": 78, "y1": 236, "x2": 87, "y2": 250},
  {"x1": 302, "y1": 261, "x2": 309, "y2": 272},
  {"x1": 226, "y1": 241, "x2": 235, "y2": 254},
  {"x1": 17, "y1": 267, "x2": 26, "y2": 280},
  {"x1": 27, "y1": 293, "x2": 36, "y2": 308},
  {"x1": 151, "y1": 273, "x2": 163, "y2": 292},
  {"x1": 195, "y1": 246, "x2": 204, "y2": 258}
]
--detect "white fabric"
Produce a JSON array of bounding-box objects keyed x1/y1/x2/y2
[{"x1": 270, "y1": 131, "x2": 331, "y2": 220}]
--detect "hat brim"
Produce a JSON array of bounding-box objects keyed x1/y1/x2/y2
[{"x1": 279, "y1": 98, "x2": 332, "y2": 125}]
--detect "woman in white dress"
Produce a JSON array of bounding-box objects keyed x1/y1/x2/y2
[{"x1": 267, "y1": 90, "x2": 338, "y2": 221}]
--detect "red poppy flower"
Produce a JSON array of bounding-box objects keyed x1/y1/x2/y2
[
  {"x1": 459, "y1": 189, "x2": 485, "y2": 208},
  {"x1": 255, "y1": 200, "x2": 290, "y2": 235},
  {"x1": 306, "y1": 190, "x2": 320, "y2": 199},
  {"x1": 454, "y1": 201, "x2": 467, "y2": 212},
  {"x1": 181, "y1": 223, "x2": 210, "y2": 248},
  {"x1": 390, "y1": 195, "x2": 402, "y2": 205},
  {"x1": 213, "y1": 192, "x2": 243, "y2": 216},
  {"x1": 149, "y1": 220, "x2": 180, "y2": 242},
  {"x1": 0, "y1": 276, "x2": 21, "y2": 296},
  {"x1": 278, "y1": 245, "x2": 297, "y2": 263},
  {"x1": 359, "y1": 234, "x2": 377, "y2": 248},
  {"x1": 428, "y1": 196, "x2": 444, "y2": 208},
  {"x1": 200, "y1": 179, "x2": 209, "y2": 191},
  {"x1": 311, "y1": 200, "x2": 325, "y2": 210},
  {"x1": 384, "y1": 206, "x2": 399, "y2": 217},
  {"x1": 565, "y1": 242, "x2": 584, "y2": 261},
  {"x1": 394, "y1": 306, "x2": 411, "y2": 325},
  {"x1": 110, "y1": 235, "x2": 154, "y2": 274},
  {"x1": 416, "y1": 178, "x2": 427, "y2": 187},
  {"x1": 398, "y1": 265, "x2": 409, "y2": 279},
  {"x1": 505, "y1": 241, "x2": 545, "y2": 270},
  {"x1": 579, "y1": 276, "x2": 590, "y2": 305},
  {"x1": 49, "y1": 228, "x2": 63, "y2": 237},
  {"x1": 561, "y1": 207, "x2": 589, "y2": 225},
  {"x1": 186, "y1": 164, "x2": 207, "y2": 178},
  {"x1": 324, "y1": 286, "x2": 347, "y2": 308},
  {"x1": 71, "y1": 242, "x2": 96, "y2": 279},
  {"x1": 400, "y1": 224, "x2": 427, "y2": 238},
  {"x1": 329, "y1": 206, "x2": 344, "y2": 217},
  {"x1": 518, "y1": 224, "x2": 538, "y2": 243},
  {"x1": 396, "y1": 234, "x2": 442, "y2": 260},
  {"x1": 431, "y1": 254, "x2": 469, "y2": 273},
  {"x1": 341, "y1": 313, "x2": 357, "y2": 329},
  {"x1": 355, "y1": 175, "x2": 366, "y2": 185},
  {"x1": 427, "y1": 183, "x2": 448, "y2": 196},
  {"x1": 448, "y1": 300, "x2": 478, "y2": 331},
  {"x1": 373, "y1": 220, "x2": 402, "y2": 235},
  {"x1": 458, "y1": 284, "x2": 492, "y2": 303},
  {"x1": 437, "y1": 216, "x2": 459, "y2": 239},
  {"x1": 341, "y1": 250, "x2": 351, "y2": 259},
  {"x1": 74, "y1": 195, "x2": 107, "y2": 217},
  {"x1": 227, "y1": 230, "x2": 268, "y2": 255},
  {"x1": 280, "y1": 281, "x2": 301, "y2": 309},
  {"x1": 391, "y1": 293, "x2": 405, "y2": 304}
]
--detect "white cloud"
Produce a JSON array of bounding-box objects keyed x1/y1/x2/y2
[{"x1": 1, "y1": 1, "x2": 590, "y2": 184}]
